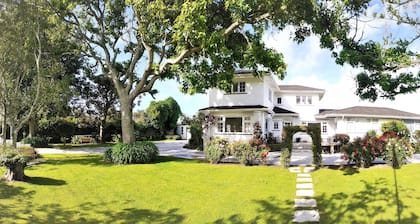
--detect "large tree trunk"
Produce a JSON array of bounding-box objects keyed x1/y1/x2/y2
[
  {"x1": 10, "y1": 125, "x2": 17, "y2": 148},
  {"x1": 28, "y1": 116, "x2": 37, "y2": 138},
  {"x1": 120, "y1": 97, "x2": 135, "y2": 144},
  {"x1": 3, "y1": 161, "x2": 27, "y2": 181}
]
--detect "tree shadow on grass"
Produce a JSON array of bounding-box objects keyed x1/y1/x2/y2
[
  {"x1": 1, "y1": 191, "x2": 185, "y2": 224},
  {"x1": 26, "y1": 176, "x2": 66, "y2": 186},
  {"x1": 212, "y1": 196, "x2": 294, "y2": 223},
  {"x1": 316, "y1": 178, "x2": 419, "y2": 223}
]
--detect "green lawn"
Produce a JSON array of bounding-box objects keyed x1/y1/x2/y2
[
  {"x1": 50, "y1": 143, "x2": 115, "y2": 149},
  {"x1": 313, "y1": 165, "x2": 420, "y2": 224},
  {"x1": 0, "y1": 155, "x2": 295, "y2": 224}
]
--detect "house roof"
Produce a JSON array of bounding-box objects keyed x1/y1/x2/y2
[
  {"x1": 279, "y1": 85, "x2": 324, "y2": 92},
  {"x1": 199, "y1": 105, "x2": 268, "y2": 111},
  {"x1": 273, "y1": 107, "x2": 297, "y2": 114},
  {"x1": 316, "y1": 106, "x2": 420, "y2": 120},
  {"x1": 278, "y1": 85, "x2": 325, "y2": 99}
]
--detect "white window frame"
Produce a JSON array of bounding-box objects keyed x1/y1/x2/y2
[
  {"x1": 284, "y1": 121, "x2": 292, "y2": 127},
  {"x1": 277, "y1": 97, "x2": 282, "y2": 104},
  {"x1": 322, "y1": 121, "x2": 327, "y2": 134},
  {"x1": 229, "y1": 82, "x2": 246, "y2": 94},
  {"x1": 273, "y1": 121, "x2": 279, "y2": 130},
  {"x1": 215, "y1": 116, "x2": 252, "y2": 133}
]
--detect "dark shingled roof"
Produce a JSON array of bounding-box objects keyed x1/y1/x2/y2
[
  {"x1": 317, "y1": 106, "x2": 420, "y2": 119},
  {"x1": 199, "y1": 105, "x2": 267, "y2": 111},
  {"x1": 273, "y1": 107, "x2": 298, "y2": 114},
  {"x1": 279, "y1": 85, "x2": 324, "y2": 92}
]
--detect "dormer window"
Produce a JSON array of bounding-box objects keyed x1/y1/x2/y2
[{"x1": 230, "y1": 82, "x2": 246, "y2": 93}]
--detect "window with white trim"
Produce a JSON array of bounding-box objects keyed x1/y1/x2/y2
[
  {"x1": 277, "y1": 97, "x2": 282, "y2": 104},
  {"x1": 215, "y1": 116, "x2": 253, "y2": 133},
  {"x1": 283, "y1": 121, "x2": 292, "y2": 127},
  {"x1": 273, "y1": 121, "x2": 279, "y2": 130},
  {"x1": 217, "y1": 117, "x2": 224, "y2": 132},
  {"x1": 244, "y1": 117, "x2": 251, "y2": 133},
  {"x1": 296, "y1": 96, "x2": 313, "y2": 105},
  {"x1": 322, "y1": 121, "x2": 327, "y2": 134},
  {"x1": 230, "y1": 82, "x2": 246, "y2": 93}
]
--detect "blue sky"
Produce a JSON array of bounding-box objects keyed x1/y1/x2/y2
[{"x1": 136, "y1": 4, "x2": 420, "y2": 117}]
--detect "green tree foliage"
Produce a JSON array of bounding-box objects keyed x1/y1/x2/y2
[
  {"x1": 381, "y1": 120, "x2": 411, "y2": 139},
  {"x1": 49, "y1": 0, "x2": 374, "y2": 143},
  {"x1": 146, "y1": 97, "x2": 181, "y2": 135},
  {"x1": 0, "y1": 0, "x2": 81, "y2": 147},
  {"x1": 72, "y1": 74, "x2": 119, "y2": 142},
  {"x1": 336, "y1": 1, "x2": 420, "y2": 101}
]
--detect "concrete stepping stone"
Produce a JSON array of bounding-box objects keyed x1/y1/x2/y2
[
  {"x1": 297, "y1": 173, "x2": 311, "y2": 178},
  {"x1": 303, "y1": 167, "x2": 315, "y2": 173},
  {"x1": 289, "y1": 167, "x2": 302, "y2": 173},
  {"x1": 296, "y1": 177, "x2": 312, "y2": 183},
  {"x1": 296, "y1": 183, "x2": 313, "y2": 189},
  {"x1": 296, "y1": 189, "x2": 314, "y2": 197},
  {"x1": 294, "y1": 198, "x2": 317, "y2": 208},
  {"x1": 293, "y1": 210, "x2": 320, "y2": 223}
]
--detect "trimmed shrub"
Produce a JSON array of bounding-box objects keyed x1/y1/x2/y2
[
  {"x1": 205, "y1": 138, "x2": 268, "y2": 165},
  {"x1": 204, "y1": 138, "x2": 228, "y2": 164},
  {"x1": 22, "y1": 136, "x2": 49, "y2": 148},
  {"x1": 105, "y1": 141, "x2": 158, "y2": 164}
]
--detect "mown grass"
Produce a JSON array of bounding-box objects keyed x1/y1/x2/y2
[
  {"x1": 0, "y1": 155, "x2": 295, "y2": 224},
  {"x1": 313, "y1": 165, "x2": 420, "y2": 224},
  {"x1": 50, "y1": 143, "x2": 115, "y2": 149}
]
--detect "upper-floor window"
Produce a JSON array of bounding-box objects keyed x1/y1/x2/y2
[
  {"x1": 322, "y1": 121, "x2": 327, "y2": 133},
  {"x1": 268, "y1": 89, "x2": 272, "y2": 102},
  {"x1": 277, "y1": 97, "x2": 282, "y2": 104},
  {"x1": 296, "y1": 96, "x2": 313, "y2": 105},
  {"x1": 230, "y1": 82, "x2": 246, "y2": 93}
]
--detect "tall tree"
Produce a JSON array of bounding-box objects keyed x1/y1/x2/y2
[
  {"x1": 50, "y1": 0, "x2": 377, "y2": 144},
  {"x1": 73, "y1": 72, "x2": 119, "y2": 142},
  {"x1": 0, "y1": 0, "x2": 81, "y2": 147}
]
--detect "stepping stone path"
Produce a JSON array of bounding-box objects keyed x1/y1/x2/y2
[{"x1": 289, "y1": 166, "x2": 320, "y2": 223}]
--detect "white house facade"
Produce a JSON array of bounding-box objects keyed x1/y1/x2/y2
[{"x1": 199, "y1": 70, "x2": 420, "y2": 145}]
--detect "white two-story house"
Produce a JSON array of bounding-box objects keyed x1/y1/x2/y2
[
  {"x1": 199, "y1": 70, "x2": 325, "y2": 143},
  {"x1": 199, "y1": 70, "x2": 420, "y2": 145}
]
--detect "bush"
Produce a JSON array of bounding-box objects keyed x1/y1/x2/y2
[
  {"x1": 333, "y1": 134, "x2": 350, "y2": 145},
  {"x1": 186, "y1": 122, "x2": 203, "y2": 151},
  {"x1": 383, "y1": 138, "x2": 411, "y2": 168},
  {"x1": 381, "y1": 120, "x2": 410, "y2": 139},
  {"x1": 22, "y1": 136, "x2": 49, "y2": 148},
  {"x1": 205, "y1": 139, "x2": 268, "y2": 165},
  {"x1": 230, "y1": 142, "x2": 262, "y2": 166},
  {"x1": 104, "y1": 141, "x2": 159, "y2": 164},
  {"x1": 204, "y1": 138, "x2": 228, "y2": 164}
]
